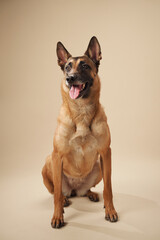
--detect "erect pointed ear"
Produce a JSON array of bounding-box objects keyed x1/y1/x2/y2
[
  {"x1": 85, "y1": 36, "x2": 102, "y2": 69},
  {"x1": 56, "y1": 42, "x2": 72, "y2": 70}
]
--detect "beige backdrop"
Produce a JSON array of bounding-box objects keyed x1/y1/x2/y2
[{"x1": 1, "y1": 0, "x2": 160, "y2": 240}]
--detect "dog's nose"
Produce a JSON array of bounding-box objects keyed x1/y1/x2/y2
[{"x1": 66, "y1": 74, "x2": 77, "y2": 83}]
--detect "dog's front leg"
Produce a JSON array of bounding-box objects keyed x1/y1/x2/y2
[
  {"x1": 100, "y1": 147, "x2": 118, "y2": 222},
  {"x1": 51, "y1": 150, "x2": 64, "y2": 228}
]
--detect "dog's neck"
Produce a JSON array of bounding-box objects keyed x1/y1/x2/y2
[
  {"x1": 68, "y1": 98, "x2": 99, "y2": 128},
  {"x1": 62, "y1": 79, "x2": 100, "y2": 128}
]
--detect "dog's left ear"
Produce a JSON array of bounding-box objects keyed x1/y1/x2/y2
[
  {"x1": 57, "y1": 42, "x2": 72, "y2": 70},
  {"x1": 85, "y1": 36, "x2": 102, "y2": 70}
]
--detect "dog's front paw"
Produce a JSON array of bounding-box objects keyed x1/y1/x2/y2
[
  {"x1": 104, "y1": 204, "x2": 118, "y2": 222},
  {"x1": 51, "y1": 214, "x2": 65, "y2": 229}
]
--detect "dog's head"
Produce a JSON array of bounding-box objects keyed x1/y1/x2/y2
[{"x1": 56, "y1": 37, "x2": 102, "y2": 100}]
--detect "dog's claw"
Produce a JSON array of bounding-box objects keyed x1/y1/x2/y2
[
  {"x1": 89, "y1": 195, "x2": 93, "y2": 201},
  {"x1": 51, "y1": 220, "x2": 64, "y2": 229},
  {"x1": 105, "y1": 212, "x2": 118, "y2": 222},
  {"x1": 105, "y1": 214, "x2": 110, "y2": 221},
  {"x1": 51, "y1": 217, "x2": 65, "y2": 229}
]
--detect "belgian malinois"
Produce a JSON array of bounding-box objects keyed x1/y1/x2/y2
[{"x1": 42, "y1": 36, "x2": 118, "y2": 228}]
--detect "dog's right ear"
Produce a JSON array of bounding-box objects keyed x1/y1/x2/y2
[{"x1": 56, "y1": 42, "x2": 72, "y2": 70}]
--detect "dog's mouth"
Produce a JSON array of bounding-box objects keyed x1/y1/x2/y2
[{"x1": 68, "y1": 82, "x2": 88, "y2": 99}]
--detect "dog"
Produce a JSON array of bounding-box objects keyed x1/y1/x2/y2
[{"x1": 42, "y1": 36, "x2": 118, "y2": 228}]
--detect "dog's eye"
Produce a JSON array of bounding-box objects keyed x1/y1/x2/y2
[
  {"x1": 80, "y1": 61, "x2": 90, "y2": 70},
  {"x1": 65, "y1": 62, "x2": 72, "y2": 72}
]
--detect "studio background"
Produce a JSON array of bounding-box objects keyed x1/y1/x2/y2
[{"x1": 1, "y1": 0, "x2": 160, "y2": 240}]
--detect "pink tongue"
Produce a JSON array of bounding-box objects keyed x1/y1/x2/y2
[{"x1": 69, "y1": 85, "x2": 82, "y2": 99}]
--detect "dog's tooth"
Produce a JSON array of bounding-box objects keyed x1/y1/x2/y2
[
  {"x1": 66, "y1": 80, "x2": 69, "y2": 87},
  {"x1": 82, "y1": 84, "x2": 85, "y2": 89}
]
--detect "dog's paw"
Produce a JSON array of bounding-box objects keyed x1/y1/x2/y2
[
  {"x1": 104, "y1": 204, "x2": 118, "y2": 222},
  {"x1": 51, "y1": 215, "x2": 65, "y2": 229},
  {"x1": 87, "y1": 190, "x2": 99, "y2": 202},
  {"x1": 63, "y1": 196, "x2": 71, "y2": 207},
  {"x1": 104, "y1": 203, "x2": 118, "y2": 222},
  {"x1": 105, "y1": 211, "x2": 118, "y2": 222}
]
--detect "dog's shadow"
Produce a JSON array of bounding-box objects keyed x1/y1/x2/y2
[{"x1": 39, "y1": 192, "x2": 159, "y2": 239}]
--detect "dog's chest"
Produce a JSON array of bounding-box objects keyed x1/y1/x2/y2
[
  {"x1": 69, "y1": 124, "x2": 98, "y2": 155},
  {"x1": 66, "y1": 125, "x2": 99, "y2": 177}
]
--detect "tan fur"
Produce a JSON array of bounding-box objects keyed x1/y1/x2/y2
[{"x1": 42, "y1": 40, "x2": 118, "y2": 228}]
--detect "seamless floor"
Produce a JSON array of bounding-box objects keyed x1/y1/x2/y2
[{"x1": 1, "y1": 156, "x2": 160, "y2": 240}]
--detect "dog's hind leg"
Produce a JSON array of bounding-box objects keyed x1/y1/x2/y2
[
  {"x1": 42, "y1": 155, "x2": 54, "y2": 194},
  {"x1": 42, "y1": 155, "x2": 71, "y2": 209}
]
